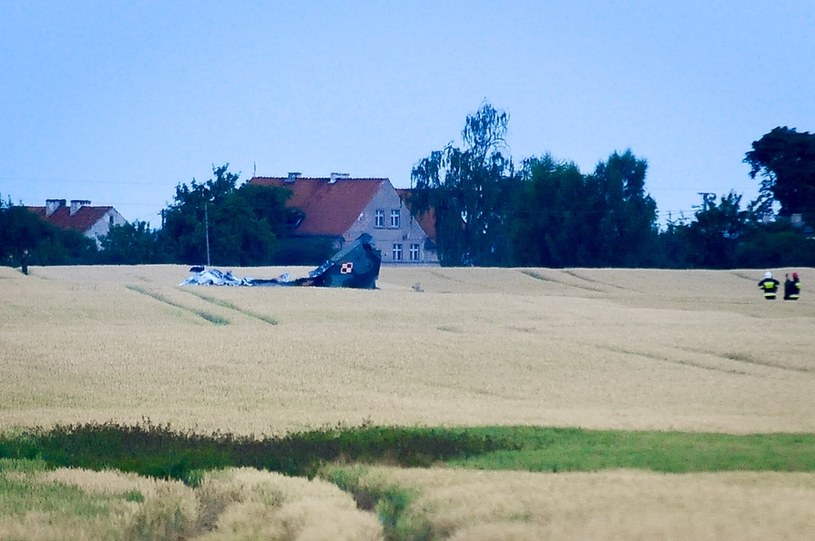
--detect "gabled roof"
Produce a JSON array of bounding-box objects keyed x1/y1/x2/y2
[
  {"x1": 27, "y1": 206, "x2": 113, "y2": 233},
  {"x1": 396, "y1": 189, "x2": 437, "y2": 243},
  {"x1": 249, "y1": 177, "x2": 387, "y2": 237}
]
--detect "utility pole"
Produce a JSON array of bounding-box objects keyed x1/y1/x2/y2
[
  {"x1": 697, "y1": 192, "x2": 716, "y2": 212},
  {"x1": 204, "y1": 201, "x2": 211, "y2": 267}
]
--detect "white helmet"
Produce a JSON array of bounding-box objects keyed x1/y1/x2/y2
[{"x1": 764, "y1": 271, "x2": 773, "y2": 279}]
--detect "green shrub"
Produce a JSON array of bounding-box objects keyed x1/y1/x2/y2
[{"x1": 0, "y1": 421, "x2": 508, "y2": 482}]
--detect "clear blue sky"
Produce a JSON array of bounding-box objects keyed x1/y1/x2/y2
[{"x1": 2, "y1": 1, "x2": 813, "y2": 228}]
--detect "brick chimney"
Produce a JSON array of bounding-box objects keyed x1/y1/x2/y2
[
  {"x1": 45, "y1": 199, "x2": 66, "y2": 217},
  {"x1": 70, "y1": 199, "x2": 91, "y2": 216}
]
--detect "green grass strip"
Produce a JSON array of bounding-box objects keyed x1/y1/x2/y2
[
  {"x1": 0, "y1": 459, "x2": 118, "y2": 518},
  {"x1": 446, "y1": 426, "x2": 815, "y2": 473},
  {"x1": 1, "y1": 424, "x2": 813, "y2": 486}
]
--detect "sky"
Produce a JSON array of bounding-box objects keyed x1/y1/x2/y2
[{"x1": 2, "y1": 1, "x2": 814, "y2": 229}]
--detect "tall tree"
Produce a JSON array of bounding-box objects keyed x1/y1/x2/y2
[
  {"x1": 591, "y1": 150, "x2": 659, "y2": 266},
  {"x1": 509, "y1": 151, "x2": 658, "y2": 267},
  {"x1": 510, "y1": 154, "x2": 593, "y2": 267},
  {"x1": 411, "y1": 103, "x2": 516, "y2": 266},
  {"x1": 159, "y1": 165, "x2": 289, "y2": 266},
  {"x1": 744, "y1": 127, "x2": 815, "y2": 219}
]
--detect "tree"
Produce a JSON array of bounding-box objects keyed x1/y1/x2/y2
[
  {"x1": 744, "y1": 127, "x2": 815, "y2": 219},
  {"x1": 590, "y1": 150, "x2": 659, "y2": 266},
  {"x1": 0, "y1": 195, "x2": 97, "y2": 267},
  {"x1": 679, "y1": 191, "x2": 751, "y2": 268},
  {"x1": 509, "y1": 150, "x2": 658, "y2": 267},
  {"x1": 411, "y1": 103, "x2": 517, "y2": 266},
  {"x1": 159, "y1": 165, "x2": 290, "y2": 266},
  {"x1": 510, "y1": 154, "x2": 593, "y2": 266},
  {"x1": 98, "y1": 221, "x2": 160, "y2": 264},
  {"x1": 735, "y1": 221, "x2": 815, "y2": 268}
]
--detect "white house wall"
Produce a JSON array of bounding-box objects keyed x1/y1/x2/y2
[
  {"x1": 344, "y1": 182, "x2": 438, "y2": 264},
  {"x1": 86, "y1": 208, "x2": 128, "y2": 246}
]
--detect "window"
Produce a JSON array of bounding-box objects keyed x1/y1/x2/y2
[
  {"x1": 390, "y1": 208, "x2": 401, "y2": 228},
  {"x1": 409, "y1": 243, "x2": 420, "y2": 261},
  {"x1": 392, "y1": 243, "x2": 403, "y2": 261},
  {"x1": 374, "y1": 209, "x2": 385, "y2": 228}
]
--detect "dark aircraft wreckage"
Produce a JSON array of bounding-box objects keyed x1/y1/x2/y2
[{"x1": 181, "y1": 234, "x2": 382, "y2": 289}]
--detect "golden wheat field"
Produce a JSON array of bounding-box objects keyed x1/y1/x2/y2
[
  {"x1": 335, "y1": 465, "x2": 815, "y2": 541},
  {"x1": 0, "y1": 463, "x2": 383, "y2": 541},
  {"x1": 2, "y1": 264, "x2": 815, "y2": 539},
  {"x1": 1, "y1": 264, "x2": 813, "y2": 434}
]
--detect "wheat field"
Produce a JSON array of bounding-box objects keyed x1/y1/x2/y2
[
  {"x1": 334, "y1": 465, "x2": 815, "y2": 541},
  {"x1": 2, "y1": 264, "x2": 815, "y2": 539},
  {"x1": 1, "y1": 264, "x2": 813, "y2": 434},
  {"x1": 0, "y1": 461, "x2": 383, "y2": 541}
]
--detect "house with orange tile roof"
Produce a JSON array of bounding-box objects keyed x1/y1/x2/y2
[
  {"x1": 26, "y1": 199, "x2": 127, "y2": 247},
  {"x1": 249, "y1": 173, "x2": 438, "y2": 264}
]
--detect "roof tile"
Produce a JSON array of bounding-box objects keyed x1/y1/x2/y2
[
  {"x1": 249, "y1": 177, "x2": 386, "y2": 236},
  {"x1": 27, "y1": 205, "x2": 112, "y2": 233}
]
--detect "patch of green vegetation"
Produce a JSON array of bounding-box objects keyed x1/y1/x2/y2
[
  {"x1": 0, "y1": 421, "x2": 505, "y2": 483},
  {"x1": 2, "y1": 424, "x2": 814, "y2": 489},
  {"x1": 4, "y1": 426, "x2": 815, "y2": 540},
  {"x1": 322, "y1": 464, "x2": 431, "y2": 541},
  {"x1": 0, "y1": 457, "x2": 49, "y2": 474},
  {"x1": 446, "y1": 427, "x2": 815, "y2": 473},
  {"x1": 0, "y1": 459, "x2": 112, "y2": 518}
]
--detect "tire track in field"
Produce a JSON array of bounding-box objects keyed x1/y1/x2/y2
[
  {"x1": 594, "y1": 344, "x2": 750, "y2": 376},
  {"x1": 428, "y1": 270, "x2": 502, "y2": 291},
  {"x1": 731, "y1": 271, "x2": 763, "y2": 283},
  {"x1": 519, "y1": 270, "x2": 606, "y2": 293},
  {"x1": 178, "y1": 288, "x2": 279, "y2": 325},
  {"x1": 561, "y1": 270, "x2": 639, "y2": 293},
  {"x1": 126, "y1": 285, "x2": 230, "y2": 325},
  {"x1": 677, "y1": 346, "x2": 814, "y2": 374}
]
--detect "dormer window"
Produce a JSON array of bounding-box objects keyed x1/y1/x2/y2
[{"x1": 285, "y1": 208, "x2": 305, "y2": 229}]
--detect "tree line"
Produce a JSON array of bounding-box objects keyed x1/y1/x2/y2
[
  {"x1": 409, "y1": 103, "x2": 815, "y2": 269},
  {"x1": 1, "y1": 165, "x2": 332, "y2": 268},
  {"x1": 2, "y1": 104, "x2": 814, "y2": 269}
]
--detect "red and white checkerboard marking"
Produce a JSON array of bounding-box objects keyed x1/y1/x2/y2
[{"x1": 340, "y1": 262, "x2": 354, "y2": 274}]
